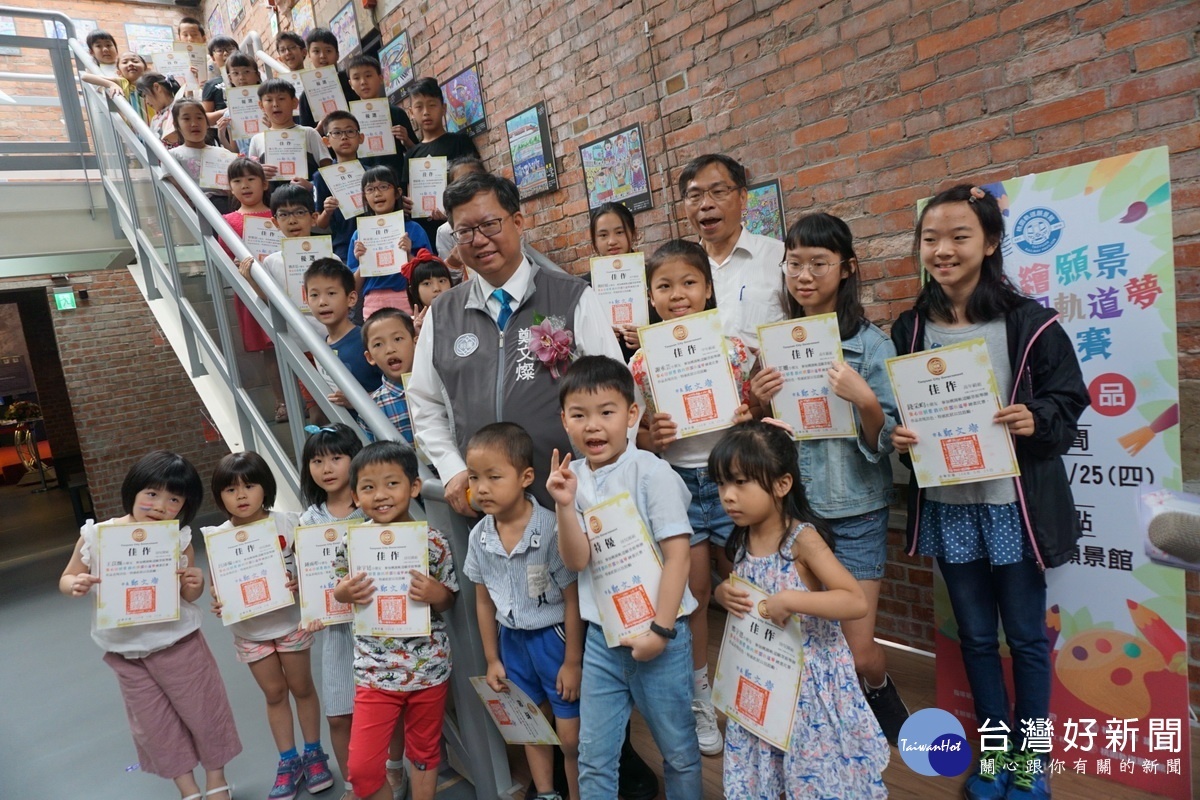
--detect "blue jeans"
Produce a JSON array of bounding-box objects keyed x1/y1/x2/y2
[
  {"x1": 673, "y1": 465, "x2": 735, "y2": 547},
  {"x1": 578, "y1": 621, "x2": 701, "y2": 800},
  {"x1": 939, "y1": 557, "x2": 1050, "y2": 730}
]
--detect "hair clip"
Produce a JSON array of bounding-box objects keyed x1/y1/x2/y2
[
  {"x1": 968, "y1": 186, "x2": 987, "y2": 203},
  {"x1": 399, "y1": 248, "x2": 443, "y2": 282},
  {"x1": 761, "y1": 417, "x2": 796, "y2": 436}
]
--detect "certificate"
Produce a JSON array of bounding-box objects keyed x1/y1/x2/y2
[
  {"x1": 264, "y1": 128, "x2": 308, "y2": 180},
  {"x1": 298, "y1": 67, "x2": 349, "y2": 118},
  {"x1": 294, "y1": 522, "x2": 354, "y2": 627},
  {"x1": 154, "y1": 43, "x2": 205, "y2": 93},
  {"x1": 356, "y1": 211, "x2": 408, "y2": 277},
  {"x1": 590, "y1": 253, "x2": 649, "y2": 328},
  {"x1": 281, "y1": 236, "x2": 334, "y2": 312},
  {"x1": 470, "y1": 677, "x2": 562, "y2": 745},
  {"x1": 757, "y1": 313, "x2": 857, "y2": 439},
  {"x1": 226, "y1": 84, "x2": 263, "y2": 139},
  {"x1": 886, "y1": 338, "x2": 1021, "y2": 487},
  {"x1": 350, "y1": 99, "x2": 397, "y2": 158},
  {"x1": 346, "y1": 522, "x2": 431, "y2": 637},
  {"x1": 408, "y1": 156, "x2": 447, "y2": 219},
  {"x1": 242, "y1": 216, "x2": 283, "y2": 262},
  {"x1": 198, "y1": 146, "x2": 237, "y2": 191},
  {"x1": 637, "y1": 309, "x2": 741, "y2": 438},
  {"x1": 204, "y1": 518, "x2": 294, "y2": 626},
  {"x1": 94, "y1": 520, "x2": 182, "y2": 630},
  {"x1": 317, "y1": 160, "x2": 366, "y2": 219},
  {"x1": 711, "y1": 576, "x2": 804, "y2": 751},
  {"x1": 583, "y1": 492, "x2": 680, "y2": 647}
]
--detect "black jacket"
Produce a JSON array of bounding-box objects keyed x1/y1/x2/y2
[{"x1": 891, "y1": 298, "x2": 1090, "y2": 569}]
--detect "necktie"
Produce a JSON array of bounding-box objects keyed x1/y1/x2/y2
[{"x1": 493, "y1": 288, "x2": 513, "y2": 331}]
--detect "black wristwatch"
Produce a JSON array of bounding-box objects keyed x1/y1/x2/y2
[{"x1": 649, "y1": 621, "x2": 677, "y2": 640}]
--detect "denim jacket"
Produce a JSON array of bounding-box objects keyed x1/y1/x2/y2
[{"x1": 798, "y1": 322, "x2": 898, "y2": 518}]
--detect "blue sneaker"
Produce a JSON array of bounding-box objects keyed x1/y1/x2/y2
[
  {"x1": 268, "y1": 756, "x2": 303, "y2": 800},
  {"x1": 1006, "y1": 750, "x2": 1051, "y2": 799},
  {"x1": 963, "y1": 749, "x2": 1012, "y2": 800},
  {"x1": 303, "y1": 748, "x2": 335, "y2": 793}
]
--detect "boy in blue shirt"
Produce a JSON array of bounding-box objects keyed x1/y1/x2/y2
[
  {"x1": 303, "y1": 258, "x2": 382, "y2": 409},
  {"x1": 463, "y1": 423, "x2": 582, "y2": 800}
]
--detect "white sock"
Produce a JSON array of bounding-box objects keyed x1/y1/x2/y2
[
  {"x1": 693, "y1": 665, "x2": 711, "y2": 702},
  {"x1": 864, "y1": 674, "x2": 888, "y2": 691}
]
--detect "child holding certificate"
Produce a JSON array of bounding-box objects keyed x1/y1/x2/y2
[
  {"x1": 627, "y1": 239, "x2": 756, "y2": 757},
  {"x1": 315, "y1": 109, "x2": 368, "y2": 262},
  {"x1": 747, "y1": 213, "x2": 910, "y2": 743},
  {"x1": 547, "y1": 356, "x2": 702, "y2": 800},
  {"x1": 406, "y1": 77, "x2": 481, "y2": 249},
  {"x1": 206, "y1": 452, "x2": 336, "y2": 799},
  {"x1": 711, "y1": 421, "x2": 888, "y2": 798},
  {"x1": 589, "y1": 201, "x2": 641, "y2": 358},
  {"x1": 463, "y1": 423, "x2": 582, "y2": 800},
  {"x1": 60, "y1": 451, "x2": 240, "y2": 800},
  {"x1": 167, "y1": 99, "x2": 233, "y2": 214},
  {"x1": 345, "y1": 55, "x2": 418, "y2": 176},
  {"x1": 348, "y1": 165, "x2": 433, "y2": 316},
  {"x1": 332, "y1": 441, "x2": 460, "y2": 800},
  {"x1": 215, "y1": 51, "x2": 263, "y2": 156},
  {"x1": 891, "y1": 185, "x2": 1089, "y2": 800},
  {"x1": 247, "y1": 78, "x2": 331, "y2": 190}
]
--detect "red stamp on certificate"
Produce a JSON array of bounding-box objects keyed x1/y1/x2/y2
[
  {"x1": 378, "y1": 594, "x2": 408, "y2": 625},
  {"x1": 325, "y1": 588, "x2": 351, "y2": 615},
  {"x1": 612, "y1": 303, "x2": 633, "y2": 325},
  {"x1": 941, "y1": 434, "x2": 985, "y2": 472},
  {"x1": 376, "y1": 250, "x2": 395, "y2": 268},
  {"x1": 241, "y1": 577, "x2": 270, "y2": 606},
  {"x1": 126, "y1": 585, "x2": 157, "y2": 614},
  {"x1": 368, "y1": 135, "x2": 384, "y2": 151},
  {"x1": 612, "y1": 585, "x2": 654, "y2": 628},
  {"x1": 279, "y1": 161, "x2": 296, "y2": 176},
  {"x1": 322, "y1": 99, "x2": 338, "y2": 115},
  {"x1": 682, "y1": 389, "x2": 718, "y2": 423},
  {"x1": 735, "y1": 676, "x2": 769, "y2": 726},
  {"x1": 245, "y1": 120, "x2": 259, "y2": 134},
  {"x1": 487, "y1": 699, "x2": 512, "y2": 725},
  {"x1": 797, "y1": 397, "x2": 832, "y2": 429}
]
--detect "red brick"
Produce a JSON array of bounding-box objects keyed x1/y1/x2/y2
[
  {"x1": 1013, "y1": 89, "x2": 1108, "y2": 133},
  {"x1": 1005, "y1": 33, "x2": 1103, "y2": 80},
  {"x1": 997, "y1": 0, "x2": 1087, "y2": 32},
  {"x1": 1133, "y1": 35, "x2": 1193, "y2": 72},
  {"x1": 1078, "y1": 52, "x2": 1133, "y2": 87},
  {"x1": 1105, "y1": 5, "x2": 1200, "y2": 51},
  {"x1": 1111, "y1": 61, "x2": 1200, "y2": 107},
  {"x1": 929, "y1": 118, "x2": 1010, "y2": 155},
  {"x1": 1083, "y1": 109, "x2": 1136, "y2": 140},
  {"x1": 915, "y1": 15, "x2": 999, "y2": 60},
  {"x1": 1136, "y1": 96, "x2": 1197, "y2": 130}
]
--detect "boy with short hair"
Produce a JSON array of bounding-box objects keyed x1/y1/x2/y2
[
  {"x1": 547, "y1": 356, "x2": 701, "y2": 800},
  {"x1": 406, "y1": 77, "x2": 481, "y2": 249},
  {"x1": 333, "y1": 440, "x2": 459, "y2": 800},
  {"x1": 202, "y1": 35, "x2": 239, "y2": 123},
  {"x1": 247, "y1": 79, "x2": 332, "y2": 190},
  {"x1": 346, "y1": 55, "x2": 417, "y2": 157},
  {"x1": 313, "y1": 109, "x2": 364, "y2": 262},
  {"x1": 177, "y1": 16, "x2": 205, "y2": 44},
  {"x1": 304, "y1": 258, "x2": 382, "y2": 408},
  {"x1": 275, "y1": 31, "x2": 307, "y2": 72},
  {"x1": 464, "y1": 422, "x2": 582, "y2": 800},
  {"x1": 86, "y1": 30, "x2": 119, "y2": 78},
  {"x1": 362, "y1": 307, "x2": 417, "y2": 444},
  {"x1": 298, "y1": 28, "x2": 358, "y2": 129}
]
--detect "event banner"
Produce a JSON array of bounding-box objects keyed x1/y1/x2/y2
[{"x1": 932, "y1": 148, "x2": 1186, "y2": 797}]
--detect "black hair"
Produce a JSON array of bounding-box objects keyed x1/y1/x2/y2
[
  {"x1": 275, "y1": 31, "x2": 305, "y2": 52},
  {"x1": 406, "y1": 258, "x2": 454, "y2": 312},
  {"x1": 707, "y1": 422, "x2": 834, "y2": 563},
  {"x1": 677, "y1": 153, "x2": 748, "y2": 195},
  {"x1": 170, "y1": 99, "x2": 207, "y2": 136},
  {"x1": 467, "y1": 422, "x2": 535, "y2": 473},
  {"x1": 258, "y1": 78, "x2": 297, "y2": 99},
  {"x1": 408, "y1": 77, "x2": 444, "y2": 102},
  {"x1": 227, "y1": 156, "x2": 266, "y2": 183},
  {"x1": 362, "y1": 306, "x2": 416, "y2": 344},
  {"x1": 361, "y1": 165, "x2": 402, "y2": 214},
  {"x1": 135, "y1": 72, "x2": 181, "y2": 99},
  {"x1": 345, "y1": 54, "x2": 382, "y2": 74},
  {"x1": 225, "y1": 51, "x2": 259, "y2": 73},
  {"x1": 443, "y1": 172, "x2": 520, "y2": 223},
  {"x1": 270, "y1": 183, "x2": 316, "y2": 214},
  {"x1": 177, "y1": 17, "x2": 205, "y2": 36},
  {"x1": 86, "y1": 30, "x2": 116, "y2": 51},
  {"x1": 305, "y1": 28, "x2": 339, "y2": 53},
  {"x1": 646, "y1": 238, "x2": 716, "y2": 312},
  {"x1": 350, "y1": 440, "x2": 419, "y2": 487},
  {"x1": 558, "y1": 355, "x2": 636, "y2": 408},
  {"x1": 207, "y1": 36, "x2": 238, "y2": 57},
  {"x1": 300, "y1": 423, "x2": 363, "y2": 508},
  {"x1": 211, "y1": 451, "x2": 278, "y2": 512},
  {"x1": 320, "y1": 109, "x2": 360, "y2": 132},
  {"x1": 121, "y1": 450, "x2": 204, "y2": 527},
  {"x1": 589, "y1": 202, "x2": 637, "y2": 252},
  {"x1": 913, "y1": 184, "x2": 1022, "y2": 324},
  {"x1": 447, "y1": 155, "x2": 486, "y2": 183},
  {"x1": 304, "y1": 257, "x2": 356, "y2": 293},
  {"x1": 784, "y1": 213, "x2": 867, "y2": 341}
]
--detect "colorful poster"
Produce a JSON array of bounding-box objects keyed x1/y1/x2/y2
[
  {"x1": 470, "y1": 677, "x2": 562, "y2": 745},
  {"x1": 227, "y1": 0, "x2": 246, "y2": 31},
  {"x1": 379, "y1": 31, "x2": 413, "y2": 98},
  {"x1": 505, "y1": 101, "x2": 558, "y2": 201},
  {"x1": 43, "y1": 18, "x2": 97, "y2": 42},
  {"x1": 933, "y1": 148, "x2": 1187, "y2": 798},
  {"x1": 441, "y1": 65, "x2": 486, "y2": 137},
  {"x1": 124, "y1": 23, "x2": 175, "y2": 57},
  {"x1": 330, "y1": 2, "x2": 360, "y2": 62},
  {"x1": 290, "y1": 0, "x2": 316, "y2": 39},
  {"x1": 579, "y1": 124, "x2": 651, "y2": 214},
  {"x1": 206, "y1": 5, "x2": 228, "y2": 39},
  {"x1": 744, "y1": 180, "x2": 785, "y2": 241}
]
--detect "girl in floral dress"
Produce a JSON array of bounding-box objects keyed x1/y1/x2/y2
[{"x1": 712, "y1": 420, "x2": 889, "y2": 798}]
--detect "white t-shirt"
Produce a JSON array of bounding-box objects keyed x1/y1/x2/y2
[
  {"x1": 247, "y1": 125, "x2": 328, "y2": 181},
  {"x1": 709, "y1": 226, "x2": 787, "y2": 349},
  {"x1": 203, "y1": 510, "x2": 302, "y2": 641}
]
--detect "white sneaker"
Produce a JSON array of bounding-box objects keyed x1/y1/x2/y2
[{"x1": 692, "y1": 698, "x2": 723, "y2": 756}]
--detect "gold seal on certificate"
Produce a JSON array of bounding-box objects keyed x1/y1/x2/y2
[
  {"x1": 94, "y1": 520, "x2": 183, "y2": 630},
  {"x1": 712, "y1": 576, "x2": 805, "y2": 751},
  {"x1": 470, "y1": 677, "x2": 562, "y2": 745},
  {"x1": 590, "y1": 253, "x2": 649, "y2": 328},
  {"x1": 350, "y1": 99, "x2": 397, "y2": 158},
  {"x1": 408, "y1": 156, "x2": 447, "y2": 219},
  {"x1": 318, "y1": 160, "x2": 367, "y2": 219},
  {"x1": 264, "y1": 129, "x2": 308, "y2": 180},
  {"x1": 204, "y1": 518, "x2": 295, "y2": 626},
  {"x1": 242, "y1": 216, "x2": 283, "y2": 262},
  {"x1": 346, "y1": 522, "x2": 431, "y2": 637},
  {"x1": 294, "y1": 523, "x2": 354, "y2": 627},
  {"x1": 637, "y1": 309, "x2": 742, "y2": 439},
  {"x1": 227, "y1": 84, "x2": 263, "y2": 139},
  {"x1": 198, "y1": 147, "x2": 237, "y2": 191},
  {"x1": 886, "y1": 338, "x2": 1021, "y2": 487},
  {"x1": 356, "y1": 211, "x2": 408, "y2": 277},
  {"x1": 281, "y1": 236, "x2": 333, "y2": 313},
  {"x1": 757, "y1": 312, "x2": 857, "y2": 439},
  {"x1": 298, "y1": 68, "x2": 349, "y2": 117}
]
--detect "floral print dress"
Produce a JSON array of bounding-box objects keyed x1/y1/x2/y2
[{"x1": 723, "y1": 523, "x2": 889, "y2": 799}]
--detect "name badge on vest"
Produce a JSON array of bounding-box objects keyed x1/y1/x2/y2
[{"x1": 454, "y1": 333, "x2": 479, "y2": 357}]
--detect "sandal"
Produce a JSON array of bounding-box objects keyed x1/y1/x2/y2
[
  {"x1": 204, "y1": 785, "x2": 233, "y2": 800},
  {"x1": 182, "y1": 795, "x2": 203, "y2": 800},
  {"x1": 274, "y1": 403, "x2": 288, "y2": 423}
]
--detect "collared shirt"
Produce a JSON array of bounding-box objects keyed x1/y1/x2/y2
[
  {"x1": 299, "y1": 503, "x2": 364, "y2": 526},
  {"x1": 463, "y1": 496, "x2": 576, "y2": 630},
  {"x1": 369, "y1": 377, "x2": 414, "y2": 444},
  {"x1": 569, "y1": 447, "x2": 698, "y2": 627},
  {"x1": 708, "y1": 225, "x2": 787, "y2": 349},
  {"x1": 408, "y1": 256, "x2": 622, "y2": 482}
]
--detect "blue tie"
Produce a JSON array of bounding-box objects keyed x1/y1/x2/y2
[{"x1": 493, "y1": 288, "x2": 513, "y2": 331}]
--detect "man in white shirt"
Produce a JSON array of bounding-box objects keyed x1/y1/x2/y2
[{"x1": 678, "y1": 154, "x2": 787, "y2": 349}]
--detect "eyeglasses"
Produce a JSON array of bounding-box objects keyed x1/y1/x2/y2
[
  {"x1": 325, "y1": 129, "x2": 360, "y2": 139},
  {"x1": 277, "y1": 45, "x2": 303, "y2": 55},
  {"x1": 274, "y1": 210, "x2": 310, "y2": 220},
  {"x1": 363, "y1": 184, "x2": 394, "y2": 195},
  {"x1": 683, "y1": 183, "x2": 738, "y2": 206},
  {"x1": 452, "y1": 216, "x2": 508, "y2": 244},
  {"x1": 780, "y1": 259, "x2": 845, "y2": 278}
]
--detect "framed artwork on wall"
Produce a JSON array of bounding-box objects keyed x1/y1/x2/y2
[
  {"x1": 441, "y1": 65, "x2": 487, "y2": 138},
  {"x1": 743, "y1": 180, "x2": 785, "y2": 242},
  {"x1": 505, "y1": 102, "x2": 559, "y2": 201},
  {"x1": 379, "y1": 31, "x2": 413, "y2": 98},
  {"x1": 579, "y1": 124, "x2": 651, "y2": 214}
]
